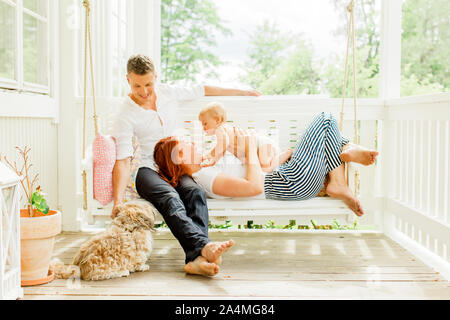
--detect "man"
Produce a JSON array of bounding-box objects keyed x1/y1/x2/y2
[{"x1": 111, "y1": 54, "x2": 260, "y2": 276}]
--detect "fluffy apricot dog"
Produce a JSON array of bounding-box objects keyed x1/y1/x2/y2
[{"x1": 52, "y1": 200, "x2": 157, "y2": 281}]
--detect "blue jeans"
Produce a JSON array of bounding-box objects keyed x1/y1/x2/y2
[{"x1": 135, "y1": 167, "x2": 210, "y2": 264}]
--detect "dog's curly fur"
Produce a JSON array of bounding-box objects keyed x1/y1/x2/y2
[{"x1": 51, "y1": 200, "x2": 157, "y2": 281}]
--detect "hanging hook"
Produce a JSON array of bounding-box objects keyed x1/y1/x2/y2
[
  {"x1": 83, "y1": 0, "x2": 90, "y2": 12},
  {"x1": 347, "y1": 0, "x2": 355, "y2": 13}
]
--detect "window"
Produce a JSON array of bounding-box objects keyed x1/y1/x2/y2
[
  {"x1": 0, "y1": 0, "x2": 50, "y2": 93},
  {"x1": 110, "y1": 0, "x2": 132, "y2": 97},
  {"x1": 161, "y1": 0, "x2": 381, "y2": 98},
  {"x1": 77, "y1": 0, "x2": 133, "y2": 97},
  {"x1": 400, "y1": 0, "x2": 449, "y2": 96}
]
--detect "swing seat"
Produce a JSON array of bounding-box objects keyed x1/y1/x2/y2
[{"x1": 83, "y1": 111, "x2": 355, "y2": 227}]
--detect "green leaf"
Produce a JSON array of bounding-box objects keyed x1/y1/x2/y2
[{"x1": 31, "y1": 190, "x2": 49, "y2": 214}]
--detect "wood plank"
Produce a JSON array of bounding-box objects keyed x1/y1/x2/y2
[
  {"x1": 23, "y1": 281, "x2": 450, "y2": 299},
  {"x1": 22, "y1": 231, "x2": 450, "y2": 300}
]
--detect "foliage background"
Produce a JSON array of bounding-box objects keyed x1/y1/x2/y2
[{"x1": 160, "y1": 0, "x2": 449, "y2": 97}]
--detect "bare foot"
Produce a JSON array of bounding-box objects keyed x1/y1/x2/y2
[
  {"x1": 340, "y1": 144, "x2": 378, "y2": 166},
  {"x1": 277, "y1": 149, "x2": 293, "y2": 165},
  {"x1": 201, "y1": 240, "x2": 235, "y2": 263},
  {"x1": 184, "y1": 256, "x2": 220, "y2": 277},
  {"x1": 326, "y1": 181, "x2": 364, "y2": 217}
]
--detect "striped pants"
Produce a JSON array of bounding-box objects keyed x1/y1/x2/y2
[{"x1": 264, "y1": 112, "x2": 349, "y2": 200}]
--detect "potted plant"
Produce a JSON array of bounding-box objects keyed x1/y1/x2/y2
[{"x1": 2, "y1": 146, "x2": 61, "y2": 286}]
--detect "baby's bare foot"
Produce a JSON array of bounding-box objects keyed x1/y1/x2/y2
[
  {"x1": 340, "y1": 144, "x2": 378, "y2": 166},
  {"x1": 184, "y1": 256, "x2": 220, "y2": 277},
  {"x1": 278, "y1": 149, "x2": 293, "y2": 164},
  {"x1": 326, "y1": 181, "x2": 364, "y2": 217},
  {"x1": 201, "y1": 240, "x2": 235, "y2": 263}
]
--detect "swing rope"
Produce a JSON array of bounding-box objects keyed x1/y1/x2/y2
[
  {"x1": 338, "y1": 0, "x2": 360, "y2": 194},
  {"x1": 82, "y1": 0, "x2": 99, "y2": 210},
  {"x1": 79, "y1": 0, "x2": 360, "y2": 207}
]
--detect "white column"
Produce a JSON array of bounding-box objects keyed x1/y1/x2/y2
[
  {"x1": 379, "y1": 0, "x2": 402, "y2": 99},
  {"x1": 379, "y1": 0, "x2": 402, "y2": 233},
  {"x1": 57, "y1": 0, "x2": 82, "y2": 231}
]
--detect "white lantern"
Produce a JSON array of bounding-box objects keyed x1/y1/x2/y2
[{"x1": 0, "y1": 162, "x2": 23, "y2": 300}]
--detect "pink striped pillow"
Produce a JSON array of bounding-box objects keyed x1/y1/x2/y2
[{"x1": 93, "y1": 134, "x2": 116, "y2": 206}]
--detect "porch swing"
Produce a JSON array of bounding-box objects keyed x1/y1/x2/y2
[{"x1": 81, "y1": 0, "x2": 362, "y2": 226}]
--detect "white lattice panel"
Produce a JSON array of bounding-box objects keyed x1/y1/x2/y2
[{"x1": 0, "y1": 182, "x2": 23, "y2": 300}]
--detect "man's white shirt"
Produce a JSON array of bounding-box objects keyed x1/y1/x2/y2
[{"x1": 111, "y1": 83, "x2": 205, "y2": 170}]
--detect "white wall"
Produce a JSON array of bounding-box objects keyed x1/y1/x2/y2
[{"x1": 0, "y1": 116, "x2": 58, "y2": 210}]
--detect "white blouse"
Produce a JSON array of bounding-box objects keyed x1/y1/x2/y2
[{"x1": 192, "y1": 153, "x2": 266, "y2": 199}]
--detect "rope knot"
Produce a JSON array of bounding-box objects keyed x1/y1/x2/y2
[
  {"x1": 83, "y1": 0, "x2": 90, "y2": 12},
  {"x1": 346, "y1": 0, "x2": 354, "y2": 13}
]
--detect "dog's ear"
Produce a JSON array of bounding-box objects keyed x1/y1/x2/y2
[
  {"x1": 118, "y1": 201, "x2": 157, "y2": 231},
  {"x1": 126, "y1": 205, "x2": 146, "y2": 226}
]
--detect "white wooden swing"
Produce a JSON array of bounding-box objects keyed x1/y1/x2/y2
[{"x1": 81, "y1": 0, "x2": 361, "y2": 227}]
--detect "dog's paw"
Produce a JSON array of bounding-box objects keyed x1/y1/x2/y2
[{"x1": 136, "y1": 264, "x2": 150, "y2": 272}]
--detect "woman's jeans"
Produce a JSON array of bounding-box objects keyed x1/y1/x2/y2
[{"x1": 135, "y1": 167, "x2": 210, "y2": 264}]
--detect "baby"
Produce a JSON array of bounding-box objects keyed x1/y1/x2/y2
[{"x1": 198, "y1": 102, "x2": 293, "y2": 172}]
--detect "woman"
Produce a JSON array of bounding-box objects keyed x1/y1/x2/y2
[{"x1": 154, "y1": 112, "x2": 379, "y2": 217}]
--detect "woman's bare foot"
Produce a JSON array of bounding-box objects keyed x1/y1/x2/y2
[
  {"x1": 201, "y1": 240, "x2": 235, "y2": 263},
  {"x1": 340, "y1": 144, "x2": 378, "y2": 166},
  {"x1": 184, "y1": 256, "x2": 220, "y2": 277},
  {"x1": 326, "y1": 181, "x2": 364, "y2": 217}
]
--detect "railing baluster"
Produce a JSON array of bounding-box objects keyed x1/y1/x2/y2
[
  {"x1": 425, "y1": 120, "x2": 432, "y2": 216},
  {"x1": 417, "y1": 120, "x2": 424, "y2": 210},
  {"x1": 401, "y1": 120, "x2": 408, "y2": 203},
  {"x1": 445, "y1": 120, "x2": 450, "y2": 224},
  {"x1": 403, "y1": 120, "x2": 412, "y2": 204},
  {"x1": 396, "y1": 120, "x2": 402, "y2": 200},
  {"x1": 410, "y1": 120, "x2": 417, "y2": 207},
  {"x1": 430, "y1": 121, "x2": 439, "y2": 218},
  {"x1": 437, "y1": 120, "x2": 447, "y2": 222},
  {"x1": 391, "y1": 120, "x2": 398, "y2": 199}
]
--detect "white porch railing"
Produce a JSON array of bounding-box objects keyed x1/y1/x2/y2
[
  {"x1": 78, "y1": 93, "x2": 450, "y2": 280},
  {"x1": 381, "y1": 92, "x2": 450, "y2": 280}
]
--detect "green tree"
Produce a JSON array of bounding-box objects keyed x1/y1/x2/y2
[
  {"x1": 327, "y1": 0, "x2": 449, "y2": 97},
  {"x1": 323, "y1": 45, "x2": 379, "y2": 98},
  {"x1": 259, "y1": 42, "x2": 321, "y2": 95},
  {"x1": 239, "y1": 20, "x2": 291, "y2": 90},
  {"x1": 161, "y1": 0, "x2": 232, "y2": 83},
  {"x1": 240, "y1": 20, "x2": 321, "y2": 95},
  {"x1": 401, "y1": 0, "x2": 450, "y2": 92},
  {"x1": 325, "y1": 0, "x2": 380, "y2": 98}
]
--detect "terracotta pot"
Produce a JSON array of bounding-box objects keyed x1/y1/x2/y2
[{"x1": 20, "y1": 209, "x2": 61, "y2": 286}]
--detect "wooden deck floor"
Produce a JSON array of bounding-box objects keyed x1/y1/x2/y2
[{"x1": 22, "y1": 230, "x2": 450, "y2": 300}]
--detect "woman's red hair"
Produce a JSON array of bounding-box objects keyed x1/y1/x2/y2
[{"x1": 153, "y1": 136, "x2": 187, "y2": 188}]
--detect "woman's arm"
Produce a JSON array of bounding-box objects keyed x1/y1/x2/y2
[{"x1": 211, "y1": 130, "x2": 264, "y2": 197}]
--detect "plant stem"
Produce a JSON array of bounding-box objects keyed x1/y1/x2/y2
[{"x1": 28, "y1": 204, "x2": 33, "y2": 217}]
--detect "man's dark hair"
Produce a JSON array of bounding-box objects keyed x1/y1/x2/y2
[{"x1": 127, "y1": 54, "x2": 155, "y2": 75}]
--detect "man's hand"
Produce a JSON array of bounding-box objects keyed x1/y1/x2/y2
[
  {"x1": 245, "y1": 89, "x2": 262, "y2": 97},
  {"x1": 111, "y1": 202, "x2": 122, "y2": 219},
  {"x1": 204, "y1": 86, "x2": 262, "y2": 97}
]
